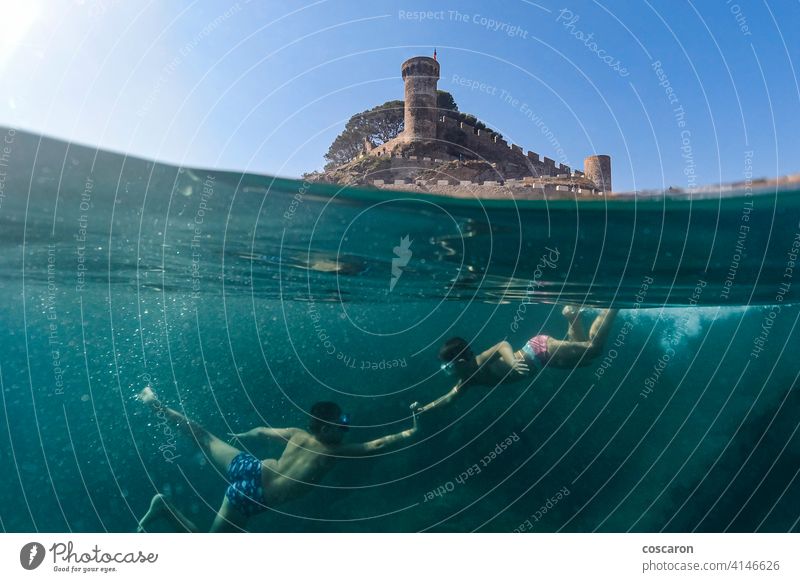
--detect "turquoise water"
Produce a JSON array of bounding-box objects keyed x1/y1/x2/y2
[{"x1": 0, "y1": 127, "x2": 798, "y2": 532}]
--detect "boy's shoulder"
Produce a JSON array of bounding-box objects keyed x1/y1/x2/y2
[
  {"x1": 290, "y1": 429, "x2": 325, "y2": 449},
  {"x1": 289, "y1": 427, "x2": 313, "y2": 440}
]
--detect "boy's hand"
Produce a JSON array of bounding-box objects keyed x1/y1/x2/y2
[
  {"x1": 138, "y1": 386, "x2": 157, "y2": 406},
  {"x1": 227, "y1": 428, "x2": 258, "y2": 443},
  {"x1": 227, "y1": 432, "x2": 244, "y2": 443},
  {"x1": 408, "y1": 402, "x2": 420, "y2": 435},
  {"x1": 511, "y1": 359, "x2": 529, "y2": 375}
]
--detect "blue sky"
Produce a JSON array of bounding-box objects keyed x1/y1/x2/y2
[{"x1": 1, "y1": 0, "x2": 798, "y2": 191}]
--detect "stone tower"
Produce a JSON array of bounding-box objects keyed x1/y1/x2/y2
[
  {"x1": 584, "y1": 154, "x2": 612, "y2": 192},
  {"x1": 401, "y1": 56, "x2": 440, "y2": 141}
]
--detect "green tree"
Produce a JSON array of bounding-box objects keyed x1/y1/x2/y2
[
  {"x1": 324, "y1": 100, "x2": 404, "y2": 169},
  {"x1": 437, "y1": 90, "x2": 458, "y2": 112}
]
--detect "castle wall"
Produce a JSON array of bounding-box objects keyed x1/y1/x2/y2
[
  {"x1": 367, "y1": 116, "x2": 606, "y2": 187},
  {"x1": 438, "y1": 116, "x2": 572, "y2": 178},
  {"x1": 370, "y1": 178, "x2": 603, "y2": 199}
]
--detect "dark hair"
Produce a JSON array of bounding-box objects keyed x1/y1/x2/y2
[
  {"x1": 439, "y1": 337, "x2": 472, "y2": 362},
  {"x1": 309, "y1": 401, "x2": 343, "y2": 434}
]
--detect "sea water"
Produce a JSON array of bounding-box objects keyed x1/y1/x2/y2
[{"x1": 0, "y1": 127, "x2": 798, "y2": 532}]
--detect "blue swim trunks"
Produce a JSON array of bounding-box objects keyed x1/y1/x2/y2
[{"x1": 225, "y1": 452, "x2": 266, "y2": 517}]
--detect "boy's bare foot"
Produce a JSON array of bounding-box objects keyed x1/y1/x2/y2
[
  {"x1": 562, "y1": 305, "x2": 583, "y2": 322},
  {"x1": 137, "y1": 386, "x2": 157, "y2": 406},
  {"x1": 137, "y1": 493, "x2": 168, "y2": 532}
]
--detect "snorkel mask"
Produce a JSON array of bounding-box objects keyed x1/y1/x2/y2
[
  {"x1": 440, "y1": 350, "x2": 473, "y2": 376},
  {"x1": 339, "y1": 412, "x2": 351, "y2": 431},
  {"x1": 440, "y1": 361, "x2": 456, "y2": 376}
]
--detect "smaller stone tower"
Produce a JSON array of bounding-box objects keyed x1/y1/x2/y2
[
  {"x1": 584, "y1": 155, "x2": 612, "y2": 192},
  {"x1": 401, "y1": 56, "x2": 440, "y2": 142}
]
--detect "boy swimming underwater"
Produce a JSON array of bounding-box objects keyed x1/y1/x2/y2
[
  {"x1": 416, "y1": 307, "x2": 619, "y2": 414},
  {"x1": 136, "y1": 386, "x2": 417, "y2": 532}
]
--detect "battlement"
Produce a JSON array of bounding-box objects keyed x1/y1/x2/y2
[
  {"x1": 372, "y1": 177, "x2": 605, "y2": 197},
  {"x1": 438, "y1": 114, "x2": 572, "y2": 178},
  {"x1": 401, "y1": 56, "x2": 440, "y2": 80},
  {"x1": 356, "y1": 150, "x2": 453, "y2": 163}
]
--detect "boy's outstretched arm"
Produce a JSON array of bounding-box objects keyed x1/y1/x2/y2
[
  {"x1": 337, "y1": 410, "x2": 418, "y2": 457},
  {"x1": 415, "y1": 383, "x2": 462, "y2": 414}
]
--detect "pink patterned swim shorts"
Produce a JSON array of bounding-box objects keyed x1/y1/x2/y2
[{"x1": 521, "y1": 334, "x2": 551, "y2": 367}]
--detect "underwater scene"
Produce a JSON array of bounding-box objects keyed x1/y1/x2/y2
[{"x1": 0, "y1": 127, "x2": 799, "y2": 532}]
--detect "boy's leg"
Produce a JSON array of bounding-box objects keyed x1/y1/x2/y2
[
  {"x1": 210, "y1": 496, "x2": 250, "y2": 533},
  {"x1": 562, "y1": 306, "x2": 588, "y2": 341},
  {"x1": 137, "y1": 493, "x2": 199, "y2": 533},
  {"x1": 588, "y1": 309, "x2": 619, "y2": 344},
  {"x1": 139, "y1": 386, "x2": 240, "y2": 473},
  {"x1": 159, "y1": 404, "x2": 240, "y2": 473},
  {"x1": 546, "y1": 309, "x2": 619, "y2": 368},
  {"x1": 545, "y1": 338, "x2": 595, "y2": 367},
  {"x1": 137, "y1": 493, "x2": 250, "y2": 533}
]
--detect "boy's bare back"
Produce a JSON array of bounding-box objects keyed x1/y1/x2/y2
[{"x1": 259, "y1": 430, "x2": 339, "y2": 504}]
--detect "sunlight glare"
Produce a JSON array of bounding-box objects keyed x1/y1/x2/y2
[{"x1": 0, "y1": 1, "x2": 43, "y2": 69}]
